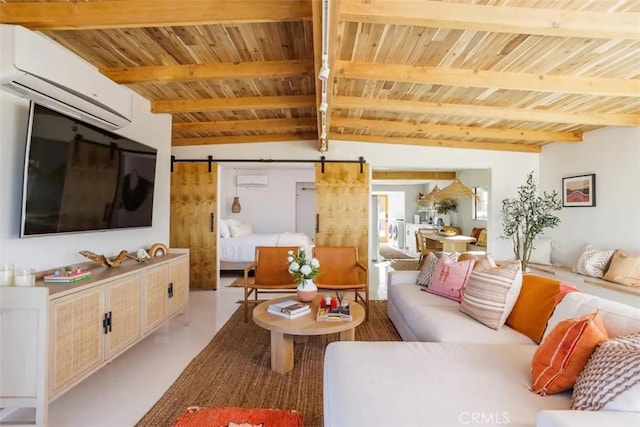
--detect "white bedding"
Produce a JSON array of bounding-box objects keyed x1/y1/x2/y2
[{"x1": 219, "y1": 232, "x2": 313, "y2": 263}]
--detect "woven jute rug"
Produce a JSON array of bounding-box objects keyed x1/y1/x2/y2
[
  {"x1": 379, "y1": 243, "x2": 417, "y2": 260},
  {"x1": 136, "y1": 300, "x2": 400, "y2": 427}
]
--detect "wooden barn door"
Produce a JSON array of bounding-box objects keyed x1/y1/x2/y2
[
  {"x1": 315, "y1": 163, "x2": 370, "y2": 269},
  {"x1": 170, "y1": 162, "x2": 217, "y2": 290}
]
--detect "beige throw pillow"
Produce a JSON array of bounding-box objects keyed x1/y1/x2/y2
[
  {"x1": 603, "y1": 250, "x2": 640, "y2": 287},
  {"x1": 574, "y1": 244, "x2": 614, "y2": 278},
  {"x1": 459, "y1": 261, "x2": 523, "y2": 330}
]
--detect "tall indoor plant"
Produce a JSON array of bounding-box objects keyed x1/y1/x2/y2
[
  {"x1": 435, "y1": 198, "x2": 458, "y2": 226},
  {"x1": 501, "y1": 172, "x2": 562, "y2": 271}
]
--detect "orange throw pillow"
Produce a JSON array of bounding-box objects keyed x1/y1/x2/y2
[
  {"x1": 507, "y1": 274, "x2": 577, "y2": 343},
  {"x1": 531, "y1": 312, "x2": 608, "y2": 395}
]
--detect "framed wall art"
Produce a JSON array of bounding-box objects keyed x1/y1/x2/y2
[{"x1": 562, "y1": 174, "x2": 596, "y2": 207}]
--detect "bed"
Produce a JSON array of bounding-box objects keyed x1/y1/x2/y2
[{"x1": 219, "y1": 219, "x2": 314, "y2": 270}]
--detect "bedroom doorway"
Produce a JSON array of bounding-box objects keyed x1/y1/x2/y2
[{"x1": 295, "y1": 182, "x2": 315, "y2": 242}]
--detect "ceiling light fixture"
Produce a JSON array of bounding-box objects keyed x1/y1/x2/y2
[
  {"x1": 318, "y1": 0, "x2": 331, "y2": 152},
  {"x1": 231, "y1": 168, "x2": 241, "y2": 213}
]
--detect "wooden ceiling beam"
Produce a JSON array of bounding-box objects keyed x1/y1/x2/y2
[
  {"x1": 372, "y1": 171, "x2": 457, "y2": 180},
  {"x1": 152, "y1": 95, "x2": 315, "y2": 114},
  {"x1": 332, "y1": 132, "x2": 541, "y2": 153},
  {"x1": 331, "y1": 117, "x2": 582, "y2": 143},
  {"x1": 172, "y1": 132, "x2": 317, "y2": 146},
  {"x1": 336, "y1": 61, "x2": 640, "y2": 98},
  {"x1": 340, "y1": 0, "x2": 640, "y2": 40},
  {"x1": 0, "y1": 0, "x2": 311, "y2": 30},
  {"x1": 103, "y1": 60, "x2": 314, "y2": 84},
  {"x1": 323, "y1": 0, "x2": 342, "y2": 151},
  {"x1": 173, "y1": 118, "x2": 317, "y2": 134},
  {"x1": 333, "y1": 96, "x2": 640, "y2": 127}
]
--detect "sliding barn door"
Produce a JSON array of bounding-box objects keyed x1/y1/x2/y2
[
  {"x1": 170, "y1": 162, "x2": 217, "y2": 290},
  {"x1": 315, "y1": 163, "x2": 370, "y2": 268}
]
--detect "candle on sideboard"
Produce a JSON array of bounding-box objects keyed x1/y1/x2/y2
[
  {"x1": 0, "y1": 264, "x2": 14, "y2": 286},
  {"x1": 14, "y1": 268, "x2": 35, "y2": 287}
]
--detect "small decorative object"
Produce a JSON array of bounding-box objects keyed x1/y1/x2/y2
[
  {"x1": 148, "y1": 243, "x2": 169, "y2": 258},
  {"x1": 287, "y1": 247, "x2": 320, "y2": 303},
  {"x1": 44, "y1": 268, "x2": 91, "y2": 283},
  {"x1": 501, "y1": 171, "x2": 562, "y2": 271},
  {"x1": 562, "y1": 174, "x2": 596, "y2": 207},
  {"x1": 0, "y1": 263, "x2": 14, "y2": 286},
  {"x1": 79, "y1": 250, "x2": 129, "y2": 267}
]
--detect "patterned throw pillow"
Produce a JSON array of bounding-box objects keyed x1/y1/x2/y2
[
  {"x1": 572, "y1": 332, "x2": 640, "y2": 411},
  {"x1": 531, "y1": 312, "x2": 609, "y2": 395},
  {"x1": 417, "y1": 252, "x2": 458, "y2": 286},
  {"x1": 459, "y1": 261, "x2": 523, "y2": 330},
  {"x1": 424, "y1": 257, "x2": 474, "y2": 302},
  {"x1": 417, "y1": 252, "x2": 439, "y2": 286},
  {"x1": 573, "y1": 244, "x2": 615, "y2": 278}
]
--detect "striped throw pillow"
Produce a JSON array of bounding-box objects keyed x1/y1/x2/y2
[
  {"x1": 459, "y1": 261, "x2": 523, "y2": 330},
  {"x1": 531, "y1": 312, "x2": 608, "y2": 395},
  {"x1": 572, "y1": 332, "x2": 640, "y2": 411}
]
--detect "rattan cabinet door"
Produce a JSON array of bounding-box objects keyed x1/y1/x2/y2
[
  {"x1": 143, "y1": 265, "x2": 168, "y2": 333},
  {"x1": 105, "y1": 275, "x2": 141, "y2": 359},
  {"x1": 168, "y1": 255, "x2": 189, "y2": 316},
  {"x1": 49, "y1": 286, "x2": 104, "y2": 398}
]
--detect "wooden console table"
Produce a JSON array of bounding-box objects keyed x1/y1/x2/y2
[{"x1": 0, "y1": 249, "x2": 189, "y2": 426}]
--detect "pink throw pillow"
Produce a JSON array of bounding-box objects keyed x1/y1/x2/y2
[{"x1": 425, "y1": 257, "x2": 475, "y2": 302}]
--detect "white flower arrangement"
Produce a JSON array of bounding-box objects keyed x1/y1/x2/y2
[{"x1": 287, "y1": 247, "x2": 320, "y2": 287}]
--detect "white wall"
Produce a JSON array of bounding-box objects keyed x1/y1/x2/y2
[
  {"x1": 218, "y1": 165, "x2": 315, "y2": 233},
  {"x1": 540, "y1": 127, "x2": 640, "y2": 266},
  {"x1": 0, "y1": 91, "x2": 171, "y2": 271},
  {"x1": 173, "y1": 140, "x2": 539, "y2": 261}
]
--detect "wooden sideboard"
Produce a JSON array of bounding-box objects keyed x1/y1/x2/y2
[{"x1": 0, "y1": 249, "x2": 189, "y2": 426}]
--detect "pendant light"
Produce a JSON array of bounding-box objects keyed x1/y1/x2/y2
[
  {"x1": 421, "y1": 171, "x2": 442, "y2": 204},
  {"x1": 231, "y1": 168, "x2": 241, "y2": 213},
  {"x1": 437, "y1": 178, "x2": 477, "y2": 200}
]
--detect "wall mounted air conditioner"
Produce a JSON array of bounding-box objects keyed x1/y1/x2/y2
[
  {"x1": 237, "y1": 175, "x2": 269, "y2": 187},
  {"x1": 0, "y1": 24, "x2": 132, "y2": 131}
]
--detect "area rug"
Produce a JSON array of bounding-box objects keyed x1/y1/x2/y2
[
  {"x1": 136, "y1": 300, "x2": 400, "y2": 427},
  {"x1": 389, "y1": 259, "x2": 420, "y2": 271},
  {"x1": 379, "y1": 243, "x2": 417, "y2": 260}
]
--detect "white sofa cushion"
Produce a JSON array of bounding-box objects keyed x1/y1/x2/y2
[
  {"x1": 537, "y1": 410, "x2": 640, "y2": 427},
  {"x1": 544, "y1": 292, "x2": 640, "y2": 340},
  {"x1": 324, "y1": 342, "x2": 571, "y2": 427}
]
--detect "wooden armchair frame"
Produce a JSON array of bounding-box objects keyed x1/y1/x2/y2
[
  {"x1": 312, "y1": 246, "x2": 369, "y2": 320},
  {"x1": 243, "y1": 246, "x2": 298, "y2": 322}
]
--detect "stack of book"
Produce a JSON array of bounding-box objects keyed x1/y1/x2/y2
[
  {"x1": 267, "y1": 300, "x2": 311, "y2": 319},
  {"x1": 316, "y1": 304, "x2": 352, "y2": 322}
]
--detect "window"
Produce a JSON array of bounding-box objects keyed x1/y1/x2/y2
[{"x1": 473, "y1": 187, "x2": 488, "y2": 220}]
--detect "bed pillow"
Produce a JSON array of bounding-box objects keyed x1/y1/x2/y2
[
  {"x1": 219, "y1": 219, "x2": 231, "y2": 238},
  {"x1": 425, "y1": 257, "x2": 474, "y2": 302},
  {"x1": 529, "y1": 238, "x2": 557, "y2": 266},
  {"x1": 573, "y1": 244, "x2": 615, "y2": 278},
  {"x1": 229, "y1": 222, "x2": 253, "y2": 237}
]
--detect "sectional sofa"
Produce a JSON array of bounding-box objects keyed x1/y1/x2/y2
[{"x1": 323, "y1": 269, "x2": 640, "y2": 427}]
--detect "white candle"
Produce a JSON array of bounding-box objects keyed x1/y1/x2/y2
[
  {"x1": 14, "y1": 268, "x2": 35, "y2": 287},
  {"x1": 0, "y1": 264, "x2": 14, "y2": 286}
]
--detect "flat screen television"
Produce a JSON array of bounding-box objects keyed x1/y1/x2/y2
[{"x1": 21, "y1": 103, "x2": 157, "y2": 237}]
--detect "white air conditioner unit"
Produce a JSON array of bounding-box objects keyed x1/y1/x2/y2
[
  {"x1": 0, "y1": 24, "x2": 132, "y2": 131},
  {"x1": 237, "y1": 175, "x2": 269, "y2": 187}
]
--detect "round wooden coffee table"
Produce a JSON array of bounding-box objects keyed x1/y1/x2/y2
[{"x1": 253, "y1": 295, "x2": 365, "y2": 374}]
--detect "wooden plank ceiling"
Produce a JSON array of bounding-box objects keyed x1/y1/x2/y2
[{"x1": 1, "y1": 0, "x2": 639, "y2": 153}]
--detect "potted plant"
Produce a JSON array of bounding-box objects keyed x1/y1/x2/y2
[
  {"x1": 435, "y1": 198, "x2": 458, "y2": 226},
  {"x1": 287, "y1": 247, "x2": 321, "y2": 302},
  {"x1": 501, "y1": 171, "x2": 562, "y2": 271}
]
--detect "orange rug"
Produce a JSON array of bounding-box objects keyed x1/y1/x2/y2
[{"x1": 173, "y1": 406, "x2": 303, "y2": 427}]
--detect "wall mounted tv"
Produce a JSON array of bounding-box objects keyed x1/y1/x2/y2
[{"x1": 21, "y1": 103, "x2": 157, "y2": 237}]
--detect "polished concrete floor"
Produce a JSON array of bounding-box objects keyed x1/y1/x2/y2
[{"x1": 22, "y1": 265, "x2": 388, "y2": 427}]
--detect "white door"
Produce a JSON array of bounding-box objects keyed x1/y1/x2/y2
[{"x1": 295, "y1": 182, "x2": 315, "y2": 243}]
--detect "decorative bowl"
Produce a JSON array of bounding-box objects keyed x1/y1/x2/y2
[{"x1": 439, "y1": 231, "x2": 456, "y2": 237}]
